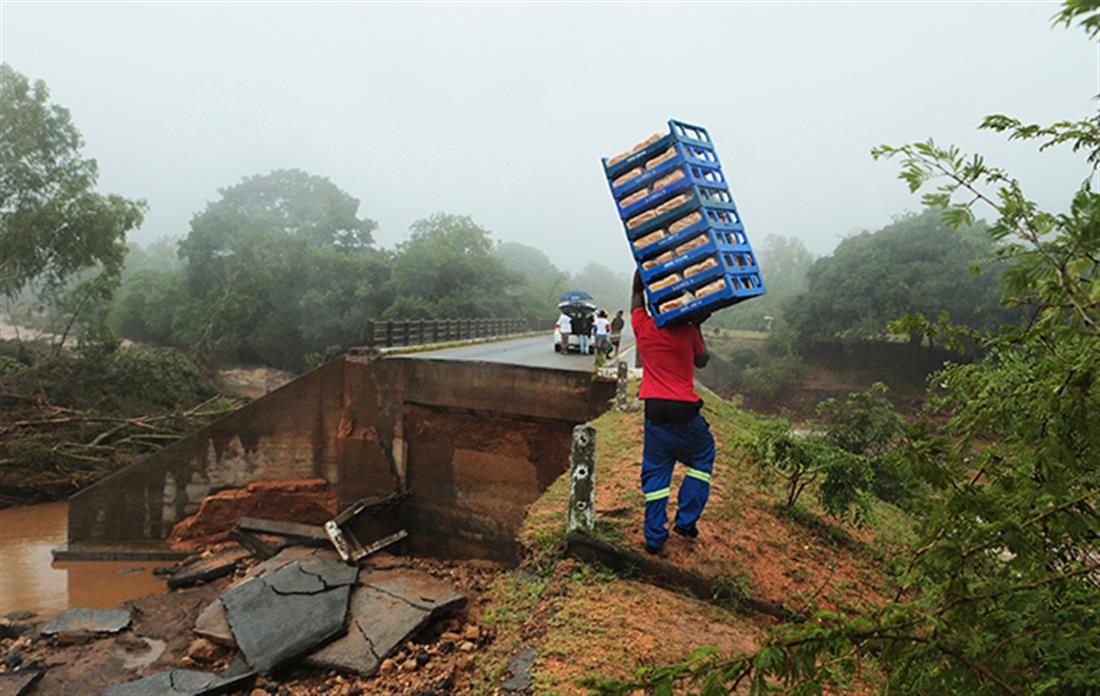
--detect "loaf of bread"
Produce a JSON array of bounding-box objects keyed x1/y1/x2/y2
[
  {"x1": 668, "y1": 211, "x2": 702, "y2": 235},
  {"x1": 646, "y1": 147, "x2": 676, "y2": 170},
  {"x1": 613, "y1": 168, "x2": 644, "y2": 187},
  {"x1": 626, "y1": 210, "x2": 658, "y2": 229},
  {"x1": 632, "y1": 229, "x2": 666, "y2": 250},
  {"x1": 635, "y1": 133, "x2": 662, "y2": 151},
  {"x1": 683, "y1": 256, "x2": 718, "y2": 278},
  {"x1": 652, "y1": 169, "x2": 685, "y2": 192},
  {"x1": 649, "y1": 273, "x2": 682, "y2": 293},
  {"x1": 658, "y1": 292, "x2": 695, "y2": 314},
  {"x1": 641, "y1": 250, "x2": 675, "y2": 270},
  {"x1": 695, "y1": 278, "x2": 727, "y2": 299},
  {"x1": 607, "y1": 133, "x2": 663, "y2": 167},
  {"x1": 655, "y1": 194, "x2": 691, "y2": 216},
  {"x1": 675, "y1": 235, "x2": 708, "y2": 256},
  {"x1": 619, "y1": 188, "x2": 650, "y2": 209}
]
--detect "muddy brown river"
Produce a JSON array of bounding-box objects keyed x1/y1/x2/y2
[{"x1": 0, "y1": 502, "x2": 166, "y2": 619}]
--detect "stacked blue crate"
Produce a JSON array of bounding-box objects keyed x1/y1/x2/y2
[{"x1": 602, "y1": 119, "x2": 765, "y2": 326}]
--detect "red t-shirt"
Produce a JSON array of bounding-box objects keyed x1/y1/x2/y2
[{"x1": 632, "y1": 307, "x2": 704, "y2": 402}]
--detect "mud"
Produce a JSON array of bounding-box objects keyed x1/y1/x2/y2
[
  {"x1": 0, "y1": 502, "x2": 165, "y2": 620},
  {"x1": 402, "y1": 404, "x2": 573, "y2": 561},
  {"x1": 167, "y1": 479, "x2": 338, "y2": 550}
]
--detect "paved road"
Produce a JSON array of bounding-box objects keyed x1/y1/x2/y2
[{"x1": 405, "y1": 326, "x2": 635, "y2": 372}]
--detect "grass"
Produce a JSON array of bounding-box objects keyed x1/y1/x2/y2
[{"x1": 476, "y1": 381, "x2": 918, "y2": 693}]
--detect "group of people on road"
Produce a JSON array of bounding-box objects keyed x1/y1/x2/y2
[{"x1": 557, "y1": 308, "x2": 625, "y2": 357}]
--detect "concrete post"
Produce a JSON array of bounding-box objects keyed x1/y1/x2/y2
[
  {"x1": 567, "y1": 425, "x2": 596, "y2": 534},
  {"x1": 615, "y1": 361, "x2": 629, "y2": 411}
]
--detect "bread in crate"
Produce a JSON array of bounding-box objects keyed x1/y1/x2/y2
[
  {"x1": 649, "y1": 273, "x2": 682, "y2": 293},
  {"x1": 633, "y1": 229, "x2": 666, "y2": 250},
  {"x1": 641, "y1": 250, "x2": 675, "y2": 270},
  {"x1": 607, "y1": 133, "x2": 663, "y2": 167},
  {"x1": 659, "y1": 292, "x2": 694, "y2": 314}
]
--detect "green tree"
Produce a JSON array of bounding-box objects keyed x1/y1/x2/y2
[
  {"x1": 0, "y1": 64, "x2": 145, "y2": 299},
  {"x1": 492, "y1": 241, "x2": 568, "y2": 319},
  {"x1": 176, "y1": 169, "x2": 382, "y2": 368},
  {"x1": 385, "y1": 213, "x2": 521, "y2": 319},
  {"x1": 787, "y1": 209, "x2": 1012, "y2": 349}
]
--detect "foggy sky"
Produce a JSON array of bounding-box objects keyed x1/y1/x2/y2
[{"x1": 2, "y1": 2, "x2": 1096, "y2": 275}]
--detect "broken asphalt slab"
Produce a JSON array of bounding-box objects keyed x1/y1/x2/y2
[
  {"x1": 41, "y1": 607, "x2": 131, "y2": 636},
  {"x1": 168, "y1": 545, "x2": 252, "y2": 590},
  {"x1": 98, "y1": 659, "x2": 253, "y2": 696},
  {"x1": 0, "y1": 670, "x2": 44, "y2": 696},
  {"x1": 221, "y1": 559, "x2": 355, "y2": 674},
  {"x1": 305, "y1": 567, "x2": 466, "y2": 675},
  {"x1": 192, "y1": 546, "x2": 346, "y2": 648}
]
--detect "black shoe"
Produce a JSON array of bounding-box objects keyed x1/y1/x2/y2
[
  {"x1": 644, "y1": 543, "x2": 663, "y2": 555},
  {"x1": 673, "y1": 524, "x2": 699, "y2": 538}
]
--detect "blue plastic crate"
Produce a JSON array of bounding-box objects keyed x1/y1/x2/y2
[
  {"x1": 615, "y1": 166, "x2": 728, "y2": 219},
  {"x1": 650, "y1": 272, "x2": 766, "y2": 327},
  {"x1": 637, "y1": 227, "x2": 754, "y2": 282},
  {"x1": 602, "y1": 119, "x2": 718, "y2": 181},
  {"x1": 624, "y1": 184, "x2": 739, "y2": 238},
  {"x1": 609, "y1": 142, "x2": 724, "y2": 199},
  {"x1": 629, "y1": 206, "x2": 744, "y2": 260},
  {"x1": 644, "y1": 245, "x2": 760, "y2": 305}
]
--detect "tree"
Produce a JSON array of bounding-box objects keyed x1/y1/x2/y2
[
  {"x1": 0, "y1": 63, "x2": 145, "y2": 299},
  {"x1": 787, "y1": 209, "x2": 1013, "y2": 349},
  {"x1": 175, "y1": 170, "x2": 382, "y2": 368},
  {"x1": 492, "y1": 241, "x2": 569, "y2": 318},
  {"x1": 385, "y1": 213, "x2": 522, "y2": 319}
]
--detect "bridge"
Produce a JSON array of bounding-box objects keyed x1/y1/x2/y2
[{"x1": 63, "y1": 326, "x2": 634, "y2": 561}]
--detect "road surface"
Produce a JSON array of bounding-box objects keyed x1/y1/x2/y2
[{"x1": 404, "y1": 326, "x2": 634, "y2": 372}]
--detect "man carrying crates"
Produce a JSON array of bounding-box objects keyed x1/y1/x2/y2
[{"x1": 630, "y1": 270, "x2": 714, "y2": 554}]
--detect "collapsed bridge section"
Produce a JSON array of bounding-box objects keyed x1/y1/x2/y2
[{"x1": 67, "y1": 352, "x2": 615, "y2": 561}]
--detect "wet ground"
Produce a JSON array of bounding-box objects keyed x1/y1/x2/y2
[{"x1": 0, "y1": 502, "x2": 165, "y2": 619}]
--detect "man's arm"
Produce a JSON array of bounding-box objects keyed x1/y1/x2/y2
[
  {"x1": 631, "y1": 270, "x2": 645, "y2": 312},
  {"x1": 692, "y1": 316, "x2": 710, "y2": 368}
]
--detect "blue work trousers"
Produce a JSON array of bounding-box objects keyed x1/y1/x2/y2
[{"x1": 641, "y1": 415, "x2": 715, "y2": 546}]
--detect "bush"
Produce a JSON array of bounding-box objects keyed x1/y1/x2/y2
[
  {"x1": 12, "y1": 346, "x2": 215, "y2": 415},
  {"x1": 816, "y1": 382, "x2": 915, "y2": 505},
  {"x1": 744, "y1": 417, "x2": 872, "y2": 522}
]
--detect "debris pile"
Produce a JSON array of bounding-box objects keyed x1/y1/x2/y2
[
  {"x1": 167, "y1": 479, "x2": 338, "y2": 550},
  {"x1": 0, "y1": 485, "x2": 509, "y2": 695}
]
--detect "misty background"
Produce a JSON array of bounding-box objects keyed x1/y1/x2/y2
[{"x1": 3, "y1": 1, "x2": 1095, "y2": 274}]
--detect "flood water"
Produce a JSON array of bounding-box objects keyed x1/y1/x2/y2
[{"x1": 0, "y1": 502, "x2": 166, "y2": 619}]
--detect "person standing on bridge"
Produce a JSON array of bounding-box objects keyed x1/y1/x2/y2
[
  {"x1": 610, "y1": 309, "x2": 625, "y2": 355},
  {"x1": 594, "y1": 310, "x2": 612, "y2": 357},
  {"x1": 631, "y1": 270, "x2": 713, "y2": 554},
  {"x1": 557, "y1": 310, "x2": 573, "y2": 352}
]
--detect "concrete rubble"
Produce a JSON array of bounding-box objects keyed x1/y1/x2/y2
[
  {"x1": 0, "y1": 669, "x2": 43, "y2": 696},
  {"x1": 98, "y1": 659, "x2": 253, "y2": 696},
  {"x1": 41, "y1": 608, "x2": 131, "y2": 636},
  {"x1": 167, "y1": 545, "x2": 252, "y2": 589},
  {"x1": 188, "y1": 545, "x2": 468, "y2": 678},
  {"x1": 221, "y1": 558, "x2": 356, "y2": 674},
  {"x1": 501, "y1": 646, "x2": 537, "y2": 692}
]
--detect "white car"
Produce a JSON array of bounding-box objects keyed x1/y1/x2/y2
[{"x1": 553, "y1": 301, "x2": 596, "y2": 353}]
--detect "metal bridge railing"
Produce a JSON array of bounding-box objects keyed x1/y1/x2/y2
[{"x1": 362, "y1": 318, "x2": 555, "y2": 349}]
